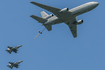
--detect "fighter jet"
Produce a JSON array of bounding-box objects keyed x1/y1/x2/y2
[
  {"x1": 30, "y1": 1, "x2": 99, "y2": 38},
  {"x1": 7, "y1": 60, "x2": 23, "y2": 69},
  {"x1": 6, "y1": 45, "x2": 22, "y2": 54}
]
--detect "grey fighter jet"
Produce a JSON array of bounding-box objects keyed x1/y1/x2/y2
[
  {"x1": 30, "y1": 1, "x2": 99, "y2": 38},
  {"x1": 7, "y1": 60, "x2": 23, "y2": 69},
  {"x1": 6, "y1": 45, "x2": 22, "y2": 54}
]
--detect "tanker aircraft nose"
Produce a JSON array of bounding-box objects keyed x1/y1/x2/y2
[
  {"x1": 94, "y1": 2, "x2": 99, "y2": 6},
  {"x1": 88, "y1": 2, "x2": 99, "y2": 9},
  {"x1": 92, "y1": 2, "x2": 99, "y2": 7}
]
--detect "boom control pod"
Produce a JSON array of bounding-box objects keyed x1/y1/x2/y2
[{"x1": 34, "y1": 28, "x2": 46, "y2": 39}]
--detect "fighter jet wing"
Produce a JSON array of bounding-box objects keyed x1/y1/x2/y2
[
  {"x1": 15, "y1": 66, "x2": 19, "y2": 68},
  {"x1": 8, "y1": 46, "x2": 12, "y2": 49},
  {"x1": 9, "y1": 62, "x2": 14, "y2": 65},
  {"x1": 7, "y1": 65, "x2": 13, "y2": 69},
  {"x1": 10, "y1": 66, "x2": 13, "y2": 69},
  {"x1": 6, "y1": 50, "x2": 11, "y2": 54},
  {"x1": 30, "y1": 1, "x2": 61, "y2": 16},
  {"x1": 64, "y1": 17, "x2": 77, "y2": 38},
  {"x1": 14, "y1": 51, "x2": 17, "y2": 53}
]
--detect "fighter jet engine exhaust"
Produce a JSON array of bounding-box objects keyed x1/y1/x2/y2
[
  {"x1": 76, "y1": 20, "x2": 83, "y2": 24},
  {"x1": 60, "y1": 7, "x2": 69, "y2": 13}
]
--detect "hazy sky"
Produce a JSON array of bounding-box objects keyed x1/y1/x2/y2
[{"x1": 0, "y1": 0, "x2": 105, "y2": 70}]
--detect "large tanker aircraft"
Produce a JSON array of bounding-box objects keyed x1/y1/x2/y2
[{"x1": 30, "y1": 1, "x2": 99, "y2": 38}]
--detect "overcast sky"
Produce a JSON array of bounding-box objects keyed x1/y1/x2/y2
[{"x1": 0, "y1": 0, "x2": 105, "y2": 70}]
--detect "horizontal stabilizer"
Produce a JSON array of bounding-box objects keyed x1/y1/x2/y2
[
  {"x1": 30, "y1": 15, "x2": 47, "y2": 23},
  {"x1": 44, "y1": 25, "x2": 52, "y2": 31},
  {"x1": 6, "y1": 50, "x2": 11, "y2": 54},
  {"x1": 7, "y1": 65, "x2": 13, "y2": 69}
]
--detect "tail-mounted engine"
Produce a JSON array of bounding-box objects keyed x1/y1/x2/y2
[
  {"x1": 76, "y1": 20, "x2": 83, "y2": 24},
  {"x1": 60, "y1": 7, "x2": 69, "y2": 13},
  {"x1": 46, "y1": 14, "x2": 54, "y2": 19}
]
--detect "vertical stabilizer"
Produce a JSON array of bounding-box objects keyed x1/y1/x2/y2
[{"x1": 41, "y1": 11, "x2": 49, "y2": 18}]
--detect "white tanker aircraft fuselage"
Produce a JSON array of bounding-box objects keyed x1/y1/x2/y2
[
  {"x1": 45, "y1": 2, "x2": 99, "y2": 25},
  {"x1": 30, "y1": 1, "x2": 99, "y2": 38}
]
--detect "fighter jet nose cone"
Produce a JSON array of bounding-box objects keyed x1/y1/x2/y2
[{"x1": 19, "y1": 45, "x2": 22, "y2": 47}]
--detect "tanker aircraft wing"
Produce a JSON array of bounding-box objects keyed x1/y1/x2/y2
[
  {"x1": 30, "y1": 1, "x2": 71, "y2": 18},
  {"x1": 30, "y1": 1, "x2": 60, "y2": 15},
  {"x1": 64, "y1": 17, "x2": 77, "y2": 38}
]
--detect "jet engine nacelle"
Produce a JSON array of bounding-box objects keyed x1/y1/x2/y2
[
  {"x1": 76, "y1": 20, "x2": 83, "y2": 25},
  {"x1": 60, "y1": 8, "x2": 69, "y2": 13},
  {"x1": 46, "y1": 14, "x2": 54, "y2": 19},
  {"x1": 49, "y1": 14, "x2": 54, "y2": 17}
]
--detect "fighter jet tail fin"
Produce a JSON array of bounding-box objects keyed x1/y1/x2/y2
[
  {"x1": 7, "y1": 65, "x2": 13, "y2": 69},
  {"x1": 6, "y1": 50, "x2": 11, "y2": 54},
  {"x1": 30, "y1": 15, "x2": 47, "y2": 23},
  {"x1": 41, "y1": 11, "x2": 49, "y2": 18}
]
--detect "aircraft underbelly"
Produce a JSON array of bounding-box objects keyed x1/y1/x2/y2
[
  {"x1": 46, "y1": 16, "x2": 72, "y2": 25},
  {"x1": 50, "y1": 19, "x2": 62, "y2": 25},
  {"x1": 52, "y1": 15, "x2": 72, "y2": 25},
  {"x1": 45, "y1": 17, "x2": 61, "y2": 25}
]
